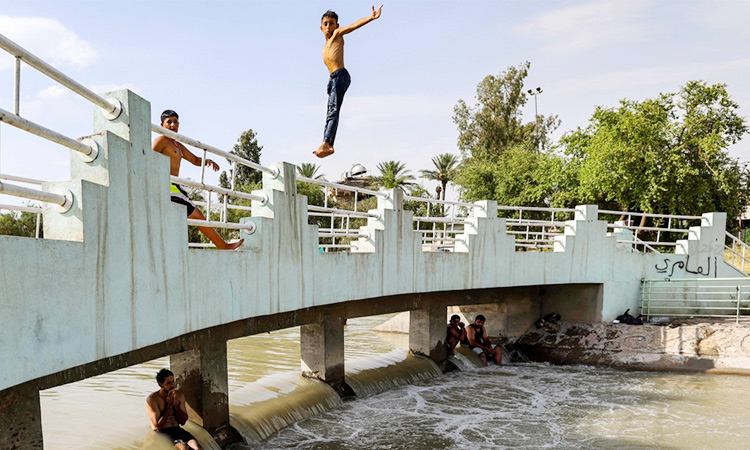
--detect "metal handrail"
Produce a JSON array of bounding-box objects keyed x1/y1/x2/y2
[
  {"x1": 497, "y1": 205, "x2": 577, "y2": 214},
  {"x1": 171, "y1": 176, "x2": 266, "y2": 204},
  {"x1": 297, "y1": 176, "x2": 387, "y2": 199},
  {"x1": 307, "y1": 205, "x2": 378, "y2": 219},
  {"x1": 152, "y1": 124, "x2": 277, "y2": 177},
  {"x1": 403, "y1": 195, "x2": 483, "y2": 210},
  {"x1": 599, "y1": 209, "x2": 706, "y2": 221},
  {"x1": 606, "y1": 223, "x2": 694, "y2": 234},
  {"x1": 0, "y1": 108, "x2": 98, "y2": 159},
  {"x1": 413, "y1": 216, "x2": 470, "y2": 225},
  {"x1": 0, "y1": 173, "x2": 44, "y2": 185},
  {"x1": 0, "y1": 203, "x2": 41, "y2": 213},
  {"x1": 194, "y1": 200, "x2": 252, "y2": 212},
  {"x1": 0, "y1": 180, "x2": 72, "y2": 212},
  {"x1": 186, "y1": 218, "x2": 255, "y2": 232},
  {"x1": 0, "y1": 32, "x2": 120, "y2": 117}
]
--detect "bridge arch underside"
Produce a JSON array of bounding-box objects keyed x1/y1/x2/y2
[
  {"x1": 3, "y1": 283, "x2": 601, "y2": 448},
  {"x1": 27, "y1": 282, "x2": 602, "y2": 393}
]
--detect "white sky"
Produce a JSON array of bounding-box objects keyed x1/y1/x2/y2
[{"x1": 0, "y1": 0, "x2": 748, "y2": 206}]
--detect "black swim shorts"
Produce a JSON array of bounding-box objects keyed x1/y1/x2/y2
[
  {"x1": 170, "y1": 183, "x2": 196, "y2": 216},
  {"x1": 157, "y1": 426, "x2": 196, "y2": 444}
]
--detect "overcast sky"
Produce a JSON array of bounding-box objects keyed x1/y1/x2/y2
[{"x1": 0, "y1": 0, "x2": 748, "y2": 206}]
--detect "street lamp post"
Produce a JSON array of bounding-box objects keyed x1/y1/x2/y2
[{"x1": 527, "y1": 86, "x2": 543, "y2": 149}]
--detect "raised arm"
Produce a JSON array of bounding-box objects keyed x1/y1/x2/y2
[{"x1": 337, "y1": 5, "x2": 383, "y2": 35}]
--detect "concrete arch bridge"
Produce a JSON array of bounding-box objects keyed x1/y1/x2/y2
[{"x1": 0, "y1": 34, "x2": 748, "y2": 448}]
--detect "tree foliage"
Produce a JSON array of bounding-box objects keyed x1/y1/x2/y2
[
  {"x1": 0, "y1": 208, "x2": 42, "y2": 238},
  {"x1": 453, "y1": 61, "x2": 561, "y2": 207},
  {"x1": 560, "y1": 81, "x2": 749, "y2": 220},
  {"x1": 219, "y1": 129, "x2": 263, "y2": 191},
  {"x1": 372, "y1": 160, "x2": 416, "y2": 191},
  {"x1": 420, "y1": 153, "x2": 459, "y2": 201}
]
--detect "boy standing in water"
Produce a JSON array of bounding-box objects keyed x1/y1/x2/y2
[{"x1": 313, "y1": 6, "x2": 383, "y2": 158}]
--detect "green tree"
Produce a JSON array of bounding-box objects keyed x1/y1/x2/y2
[
  {"x1": 420, "y1": 153, "x2": 459, "y2": 201},
  {"x1": 372, "y1": 160, "x2": 416, "y2": 191},
  {"x1": 219, "y1": 129, "x2": 263, "y2": 192},
  {"x1": 0, "y1": 208, "x2": 42, "y2": 237},
  {"x1": 453, "y1": 62, "x2": 561, "y2": 207},
  {"x1": 560, "y1": 80, "x2": 749, "y2": 224},
  {"x1": 297, "y1": 163, "x2": 326, "y2": 180}
]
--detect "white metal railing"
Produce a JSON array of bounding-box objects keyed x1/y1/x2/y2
[
  {"x1": 497, "y1": 206, "x2": 576, "y2": 251},
  {"x1": 724, "y1": 232, "x2": 750, "y2": 275},
  {"x1": 297, "y1": 177, "x2": 386, "y2": 252},
  {"x1": 0, "y1": 32, "x2": 121, "y2": 118},
  {"x1": 641, "y1": 277, "x2": 750, "y2": 323},
  {"x1": 406, "y1": 196, "x2": 482, "y2": 252},
  {"x1": 0, "y1": 180, "x2": 71, "y2": 212},
  {"x1": 600, "y1": 210, "x2": 706, "y2": 253},
  {"x1": 0, "y1": 173, "x2": 44, "y2": 185},
  {"x1": 0, "y1": 33, "x2": 122, "y2": 165},
  {"x1": 0, "y1": 203, "x2": 42, "y2": 238},
  {"x1": 151, "y1": 125, "x2": 279, "y2": 235}
]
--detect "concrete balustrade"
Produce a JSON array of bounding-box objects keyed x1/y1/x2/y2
[{"x1": 0, "y1": 89, "x2": 744, "y2": 448}]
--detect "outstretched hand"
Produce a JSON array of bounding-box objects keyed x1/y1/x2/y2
[{"x1": 372, "y1": 5, "x2": 383, "y2": 19}]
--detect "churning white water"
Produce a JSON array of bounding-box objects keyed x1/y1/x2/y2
[{"x1": 247, "y1": 363, "x2": 750, "y2": 450}]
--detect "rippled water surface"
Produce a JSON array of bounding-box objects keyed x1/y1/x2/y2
[
  {"x1": 40, "y1": 315, "x2": 750, "y2": 449},
  {"x1": 252, "y1": 364, "x2": 750, "y2": 450}
]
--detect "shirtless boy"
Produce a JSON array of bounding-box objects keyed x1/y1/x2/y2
[
  {"x1": 153, "y1": 110, "x2": 243, "y2": 250},
  {"x1": 146, "y1": 369, "x2": 203, "y2": 450},
  {"x1": 466, "y1": 315, "x2": 503, "y2": 366},
  {"x1": 314, "y1": 5, "x2": 383, "y2": 158},
  {"x1": 446, "y1": 314, "x2": 466, "y2": 357}
]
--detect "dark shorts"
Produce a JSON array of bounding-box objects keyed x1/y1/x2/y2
[
  {"x1": 170, "y1": 183, "x2": 196, "y2": 216},
  {"x1": 157, "y1": 426, "x2": 196, "y2": 444}
]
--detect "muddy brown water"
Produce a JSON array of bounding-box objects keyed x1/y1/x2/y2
[{"x1": 40, "y1": 315, "x2": 750, "y2": 450}]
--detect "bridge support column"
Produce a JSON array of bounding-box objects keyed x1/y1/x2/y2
[
  {"x1": 301, "y1": 314, "x2": 349, "y2": 395},
  {"x1": 170, "y1": 338, "x2": 237, "y2": 445},
  {"x1": 410, "y1": 303, "x2": 448, "y2": 364},
  {"x1": 0, "y1": 382, "x2": 44, "y2": 449}
]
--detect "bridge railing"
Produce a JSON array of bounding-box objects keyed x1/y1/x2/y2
[
  {"x1": 599, "y1": 209, "x2": 706, "y2": 253},
  {"x1": 641, "y1": 277, "x2": 750, "y2": 323},
  {"x1": 0, "y1": 33, "x2": 114, "y2": 211},
  {"x1": 724, "y1": 232, "x2": 750, "y2": 275},
  {"x1": 297, "y1": 176, "x2": 385, "y2": 251},
  {"x1": 406, "y1": 196, "x2": 481, "y2": 252},
  {"x1": 150, "y1": 125, "x2": 272, "y2": 245},
  {"x1": 498, "y1": 205, "x2": 576, "y2": 251}
]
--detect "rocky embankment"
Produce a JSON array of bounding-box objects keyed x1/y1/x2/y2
[{"x1": 510, "y1": 320, "x2": 750, "y2": 375}]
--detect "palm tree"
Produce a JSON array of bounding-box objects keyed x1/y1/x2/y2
[
  {"x1": 372, "y1": 160, "x2": 416, "y2": 191},
  {"x1": 297, "y1": 163, "x2": 326, "y2": 180},
  {"x1": 420, "y1": 153, "x2": 459, "y2": 201}
]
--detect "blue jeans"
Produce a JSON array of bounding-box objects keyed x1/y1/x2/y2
[{"x1": 323, "y1": 68, "x2": 351, "y2": 146}]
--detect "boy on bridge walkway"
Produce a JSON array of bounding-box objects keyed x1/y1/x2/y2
[
  {"x1": 153, "y1": 110, "x2": 244, "y2": 250},
  {"x1": 314, "y1": 5, "x2": 383, "y2": 158}
]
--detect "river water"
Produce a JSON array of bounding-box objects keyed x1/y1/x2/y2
[{"x1": 41, "y1": 314, "x2": 750, "y2": 450}]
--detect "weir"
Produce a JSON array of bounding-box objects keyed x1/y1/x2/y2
[{"x1": 1, "y1": 32, "x2": 750, "y2": 448}]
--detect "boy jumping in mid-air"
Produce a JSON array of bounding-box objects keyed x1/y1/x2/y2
[
  {"x1": 313, "y1": 5, "x2": 383, "y2": 158},
  {"x1": 153, "y1": 110, "x2": 243, "y2": 250}
]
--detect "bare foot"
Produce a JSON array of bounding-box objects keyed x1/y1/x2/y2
[
  {"x1": 224, "y1": 239, "x2": 244, "y2": 250},
  {"x1": 313, "y1": 142, "x2": 335, "y2": 158}
]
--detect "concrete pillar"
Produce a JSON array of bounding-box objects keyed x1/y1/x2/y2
[
  {"x1": 301, "y1": 314, "x2": 347, "y2": 394},
  {"x1": 0, "y1": 382, "x2": 44, "y2": 449},
  {"x1": 170, "y1": 338, "x2": 234, "y2": 442},
  {"x1": 409, "y1": 303, "x2": 447, "y2": 363}
]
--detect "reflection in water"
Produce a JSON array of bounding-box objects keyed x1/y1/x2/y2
[{"x1": 40, "y1": 314, "x2": 750, "y2": 450}]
